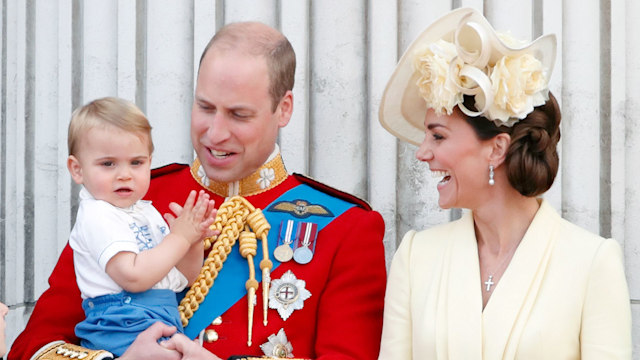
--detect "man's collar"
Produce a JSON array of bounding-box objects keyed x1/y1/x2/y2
[{"x1": 190, "y1": 149, "x2": 289, "y2": 197}]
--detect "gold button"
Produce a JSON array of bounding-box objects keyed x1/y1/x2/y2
[
  {"x1": 204, "y1": 329, "x2": 219, "y2": 343},
  {"x1": 211, "y1": 316, "x2": 222, "y2": 326}
]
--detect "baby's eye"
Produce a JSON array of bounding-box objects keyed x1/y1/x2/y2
[{"x1": 101, "y1": 161, "x2": 114, "y2": 167}]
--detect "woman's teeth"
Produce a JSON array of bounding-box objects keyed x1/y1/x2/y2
[{"x1": 431, "y1": 170, "x2": 451, "y2": 184}]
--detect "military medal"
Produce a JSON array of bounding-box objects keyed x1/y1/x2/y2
[
  {"x1": 274, "y1": 220, "x2": 295, "y2": 262},
  {"x1": 293, "y1": 222, "x2": 317, "y2": 264},
  {"x1": 260, "y1": 328, "x2": 294, "y2": 358},
  {"x1": 268, "y1": 270, "x2": 311, "y2": 321}
]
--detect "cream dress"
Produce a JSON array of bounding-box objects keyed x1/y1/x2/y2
[{"x1": 379, "y1": 200, "x2": 631, "y2": 359}]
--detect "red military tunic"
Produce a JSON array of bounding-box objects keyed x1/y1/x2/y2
[{"x1": 9, "y1": 154, "x2": 387, "y2": 360}]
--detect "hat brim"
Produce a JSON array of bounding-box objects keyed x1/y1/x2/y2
[{"x1": 379, "y1": 7, "x2": 557, "y2": 146}]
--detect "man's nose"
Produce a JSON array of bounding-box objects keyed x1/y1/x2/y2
[{"x1": 207, "y1": 112, "x2": 232, "y2": 143}]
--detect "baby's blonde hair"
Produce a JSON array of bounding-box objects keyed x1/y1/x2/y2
[{"x1": 68, "y1": 97, "x2": 153, "y2": 156}]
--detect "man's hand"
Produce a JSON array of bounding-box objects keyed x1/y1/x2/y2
[
  {"x1": 162, "y1": 333, "x2": 223, "y2": 360},
  {"x1": 119, "y1": 322, "x2": 181, "y2": 360}
]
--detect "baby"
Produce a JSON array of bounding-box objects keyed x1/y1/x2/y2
[
  {"x1": 0, "y1": 301, "x2": 8, "y2": 358},
  {"x1": 66, "y1": 97, "x2": 215, "y2": 356}
]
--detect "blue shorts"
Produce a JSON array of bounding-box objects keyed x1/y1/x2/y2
[{"x1": 75, "y1": 289, "x2": 183, "y2": 356}]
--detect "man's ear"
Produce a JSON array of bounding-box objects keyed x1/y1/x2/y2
[
  {"x1": 276, "y1": 90, "x2": 293, "y2": 128},
  {"x1": 489, "y1": 133, "x2": 511, "y2": 167},
  {"x1": 67, "y1": 155, "x2": 84, "y2": 185}
]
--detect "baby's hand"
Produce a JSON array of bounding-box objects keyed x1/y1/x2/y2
[{"x1": 164, "y1": 190, "x2": 216, "y2": 245}]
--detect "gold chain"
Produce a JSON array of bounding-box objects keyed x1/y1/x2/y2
[{"x1": 178, "y1": 196, "x2": 273, "y2": 341}]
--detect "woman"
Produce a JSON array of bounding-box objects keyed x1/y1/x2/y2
[
  {"x1": 378, "y1": 7, "x2": 631, "y2": 359},
  {"x1": 1, "y1": 301, "x2": 8, "y2": 359}
]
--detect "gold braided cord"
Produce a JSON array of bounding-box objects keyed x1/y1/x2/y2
[
  {"x1": 239, "y1": 228, "x2": 258, "y2": 259},
  {"x1": 246, "y1": 208, "x2": 274, "y2": 325},
  {"x1": 240, "y1": 227, "x2": 258, "y2": 346},
  {"x1": 178, "y1": 196, "x2": 272, "y2": 329}
]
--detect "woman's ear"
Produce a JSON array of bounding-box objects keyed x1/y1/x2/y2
[
  {"x1": 67, "y1": 155, "x2": 84, "y2": 185},
  {"x1": 489, "y1": 133, "x2": 511, "y2": 167}
]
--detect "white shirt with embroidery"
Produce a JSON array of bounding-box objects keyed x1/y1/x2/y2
[{"x1": 69, "y1": 187, "x2": 188, "y2": 299}]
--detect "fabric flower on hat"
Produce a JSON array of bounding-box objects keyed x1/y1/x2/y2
[
  {"x1": 413, "y1": 40, "x2": 466, "y2": 116},
  {"x1": 487, "y1": 53, "x2": 548, "y2": 125},
  {"x1": 411, "y1": 31, "x2": 550, "y2": 127},
  {"x1": 496, "y1": 31, "x2": 528, "y2": 48}
]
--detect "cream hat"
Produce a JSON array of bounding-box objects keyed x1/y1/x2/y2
[{"x1": 379, "y1": 7, "x2": 557, "y2": 146}]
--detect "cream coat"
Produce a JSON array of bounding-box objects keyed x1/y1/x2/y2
[{"x1": 379, "y1": 200, "x2": 631, "y2": 360}]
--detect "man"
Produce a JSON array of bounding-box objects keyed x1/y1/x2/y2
[{"x1": 9, "y1": 22, "x2": 387, "y2": 360}]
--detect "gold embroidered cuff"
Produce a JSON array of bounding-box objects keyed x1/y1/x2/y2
[{"x1": 33, "y1": 342, "x2": 113, "y2": 360}]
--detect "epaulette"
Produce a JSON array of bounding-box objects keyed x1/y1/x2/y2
[
  {"x1": 292, "y1": 173, "x2": 372, "y2": 210},
  {"x1": 150, "y1": 163, "x2": 189, "y2": 179}
]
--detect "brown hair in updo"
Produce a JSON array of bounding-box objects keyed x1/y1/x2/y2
[{"x1": 462, "y1": 92, "x2": 561, "y2": 197}]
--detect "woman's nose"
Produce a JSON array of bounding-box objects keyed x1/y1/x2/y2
[{"x1": 415, "y1": 138, "x2": 433, "y2": 162}]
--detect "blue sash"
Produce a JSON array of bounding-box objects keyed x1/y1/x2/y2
[{"x1": 184, "y1": 184, "x2": 355, "y2": 338}]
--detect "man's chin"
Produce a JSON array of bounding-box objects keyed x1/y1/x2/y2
[
  {"x1": 201, "y1": 167, "x2": 241, "y2": 184},
  {"x1": 199, "y1": 159, "x2": 260, "y2": 184}
]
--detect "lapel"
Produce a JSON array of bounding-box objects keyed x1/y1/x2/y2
[
  {"x1": 441, "y1": 212, "x2": 484, "y2": 359},
  {"x1": 481, "y1": 200, "x2": 560, "y2": 359}
]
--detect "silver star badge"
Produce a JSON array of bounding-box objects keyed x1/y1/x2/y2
[
  {"x1": 268, "y1": 270, "x2": 311, "y2": 321},
  {"x1": 260, "y1": 328, "x2": 294, "y2": 358}
]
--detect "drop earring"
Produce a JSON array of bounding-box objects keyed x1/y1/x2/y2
[{"x1": 489, "y1": 165, "x2": 495, "y2": 186}]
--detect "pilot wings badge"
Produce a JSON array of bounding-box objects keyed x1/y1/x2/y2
[{"x1": 268, "y1": 200, "x2": 333, "y2": 219}]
